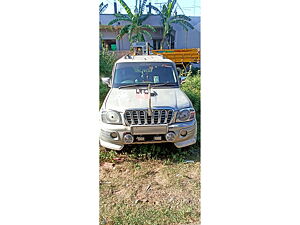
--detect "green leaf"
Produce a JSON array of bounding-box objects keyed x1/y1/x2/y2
[
  {"x1": 147, "y1": 5, "x2": 161, "y2": 15},
  {"x1": 139, "y1": 0, "x2": 148, "y2": 15},
  {"x1": 141, "y1": 24, "x2": 156, "y2": 32},
  {"x1": 171, "y1": 14, "x2": 191, "y2": 21},
  {"x1": 114, "y1": 13, "x2": 130, "y2": 19},
  {"x1": 99, "y1": 3, "x2": 108, "y2": 14},
  {"x1": 140, "y1": 30, "x2": 152, "y2": 39},
  {"x1": 117, "y1": 0, "x2": 134, "y2": 18},
  {"x1": 170, "y1": 19, "x2": 194, "y2": 30},
  {"x1": 131, "y1": 32, "x2": 145, "y2": 42},
  {"x1": 117, "y1": 24, "x2": 131, "y2": 39},
  {"x1": 162, "y1": 5, "x2": 168, "y2": 15},
  {"x1": 166, "y1": 0, "x2": 176, "y2": 16},
  {"x1": 108, "y1": 17, "x2": 131, "y2": 25}
]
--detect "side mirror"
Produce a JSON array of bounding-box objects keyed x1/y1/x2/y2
[
  {"x1": 101, "y1": 77, "x2": 111, "y2": 87},
  {"x1": 179, "y1": 76, "x2": 187, "y2": 85},
  {"x1": 176, "y1": 67, "x2": 182, "y2": 76}
]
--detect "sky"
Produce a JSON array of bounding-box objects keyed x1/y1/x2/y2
[{"x1": 100, "y1": 0, "x2": 201, "y2": 16}]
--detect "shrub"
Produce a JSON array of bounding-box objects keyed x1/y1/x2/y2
[
  {"x1": 100, "y1": 82, "x2": 109, "y2": 109},
  {"x1": 100, "y1": 48, "x2": 116, "y2": 77},
  {"x1": 99, "y1": 48, "x2": 117, "y2": 108},
  {"x1": 181, "y1": 70, "x2": 201, "y2": 142},
  {"x1": 181, "y1": 72, "x2": 201, "y2": 112}
]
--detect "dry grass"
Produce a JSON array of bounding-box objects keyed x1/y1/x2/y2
[{"x1": 100, "y1": 145, "x2": 201, "y2": 225}]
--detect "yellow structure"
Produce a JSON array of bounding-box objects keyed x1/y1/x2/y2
[{"x1": 152, "y1": 48, "x2": 200, "y2": 66}]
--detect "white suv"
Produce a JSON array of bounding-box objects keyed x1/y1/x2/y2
[{"x1": 100, "y1": 54, "x2": 197, "y2": 150}]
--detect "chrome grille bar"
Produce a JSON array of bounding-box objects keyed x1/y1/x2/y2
[
  {"x1": 157, "y1": 110, "x2": 162, "y2": 124},
  {"x1": 125, "y1": 109, "x2": 174, "y2": 126}
]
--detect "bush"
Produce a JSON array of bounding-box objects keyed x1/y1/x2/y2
[
  {"x1": 100, "y1": 82, "x2": 109, "y2": 109},
  {"x1": 100, "y1": 48, "x2": 116, "y2": 77},
  {"x1": 99, "y1": 48, "x2": 117, "y2": 108},
  {"x1": 181, "y1": 72, "x2": 201, "y2": 112},
  {"x1": 181, "y1": 70, "x2": 201, "y2": 142}
]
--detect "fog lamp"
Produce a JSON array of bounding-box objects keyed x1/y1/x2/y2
[
  {"x1": 124, "y1": 134, "x2": 134, "y2": 144},
  {"x1": 110, "y1": 132, "x2": 118, "y2": 138},
  {"x1": 180, "y1": 129, "x2": 188, "y2": 137},
  {"x1": 165, "y1": 132, "x2": 176, "y2": 142}
]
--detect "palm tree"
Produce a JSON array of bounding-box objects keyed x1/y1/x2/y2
[
  {"x1": 147, "y1": 0, "x2": 194, "y2": 49},
  {"x1": 108, "y1": 0, "x2": 156, "y2": 44}
]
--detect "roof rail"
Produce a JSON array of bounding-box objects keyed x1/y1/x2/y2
[
  {"x1": 124, "y1": 54, "x2": 132, "y2": 59},
  {"x1": 157, "y1": 54, "x2": 165, "y2": 59}
]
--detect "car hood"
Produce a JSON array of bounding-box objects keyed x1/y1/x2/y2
[{"x1": 103, "y1": 87, "x2": 192, "y2": 112}]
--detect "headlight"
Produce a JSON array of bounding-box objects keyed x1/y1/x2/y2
[
  {"x1": 176, "y1": 108, "x2": 196, "y2": 122},
  {"x1": 101, "y1": 110, "x2": 122, "y2": 124}
]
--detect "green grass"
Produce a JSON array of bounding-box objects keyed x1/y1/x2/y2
[
  {"x1": 99, "y1": 148, "x2": 118, "y2": 162},
  {"x1": 100, "y1": 203, "x2": 199, "y2": 225},
  {"x1": 100, "y1": 143, "x2": 200, "y2": 164}
]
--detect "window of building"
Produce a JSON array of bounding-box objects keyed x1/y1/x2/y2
[
  {"x1": 153, "y1": 39, "x2": 162, "y2": 50},
  {"x1": 102, "y1": 39, "x2": 117, "y2": 51},
  {"x1": 170, "y1": 35, "x2": 175, "y2": 49}
]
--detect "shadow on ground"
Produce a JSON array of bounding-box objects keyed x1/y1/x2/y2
[{"x1": 100, "y1": 142, "x2": 200, "y2": 164}]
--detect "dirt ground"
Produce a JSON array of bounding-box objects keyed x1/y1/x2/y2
[{"x1": 100, "y1": 145, "x2": 201, "y2": 225}]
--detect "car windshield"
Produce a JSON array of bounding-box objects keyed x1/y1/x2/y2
[{"x1": 112, "y1": 62, "x2": 178, "y2": 88}]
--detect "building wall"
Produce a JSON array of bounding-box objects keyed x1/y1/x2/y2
[
  {"x1": 173, "y1": 16, "x2": 201, "y2": 49},
  {"x1": 100, "y1": 14, "x2": 200, "y2": 50}
]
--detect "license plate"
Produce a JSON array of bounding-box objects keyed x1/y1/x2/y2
[{"x1": 131, "y1": 125, "x2": 168, "y2": 135}]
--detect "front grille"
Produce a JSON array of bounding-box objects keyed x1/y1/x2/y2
[{"x1": 125, "y1": 109, "x2": 174, "y2": 125}]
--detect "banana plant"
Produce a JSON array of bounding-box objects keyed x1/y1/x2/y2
[
  {"x1": 108, "y1": 0, "x2": 156, "y2": 44},
  {"x1": 99, "y1": 2, "x2": 108, "y2": 14},
  {"x1": 147, "y1": 0, "x2": 194, "y2": 49}
]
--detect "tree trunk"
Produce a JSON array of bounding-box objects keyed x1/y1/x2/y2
[{"x1": 160, "y1": 37, "x2": 165, "y2": 49}]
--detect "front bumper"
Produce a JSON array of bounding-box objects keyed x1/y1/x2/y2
[{"x1": 99, "y1": 120, "x2": 197, "y2": 150}]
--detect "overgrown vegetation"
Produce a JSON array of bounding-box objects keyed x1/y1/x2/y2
[
  {"x1": 100, "y1": 142, "x2": 200, "y2": 164},
  {"x1": 181, "y1": 70, "x2": 201, "y2": 142},
  {"x1": 99, "y1": 48, "x2": 117, "y2": 108},
  {"x1": 100, "y1": 48, "x2": 116, "y2": 77}
]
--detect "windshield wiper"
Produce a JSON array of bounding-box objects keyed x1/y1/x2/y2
[
  {"x1": 152, "y1": 82, "x2": 177, "y2": 87},
  {"x1": 119, "y1": 83, "x2": 177, "y2": 89},
  {"x1": 118, "y1": 83, "x2": 148, "y2": 89}
]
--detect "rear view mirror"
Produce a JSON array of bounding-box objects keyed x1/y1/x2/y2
[
  {"x1": 180, "y1": 76, "x2": 187, "y2": 85},
  {"x1": 101, "y1": 77, "x2": 111, "y2": 87}
]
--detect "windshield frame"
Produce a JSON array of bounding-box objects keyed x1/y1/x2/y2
[{"x1": 111, "y1": 62, "x2": 180, "y2": 88}]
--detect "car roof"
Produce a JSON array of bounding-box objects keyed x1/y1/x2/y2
[{"x1": 116, "y1": 55, "x2": 174, "y2": 64}]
